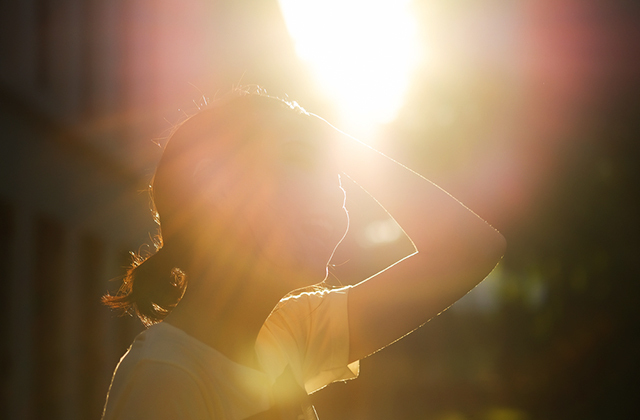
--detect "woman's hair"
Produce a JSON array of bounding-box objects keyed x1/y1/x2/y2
[{"x1": 102, "y1": 89, "x2": 310, "y2": 326}]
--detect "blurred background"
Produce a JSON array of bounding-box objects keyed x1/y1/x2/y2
[{"x1": 1, "y1": 0, "x2": 639, "y2": 419}]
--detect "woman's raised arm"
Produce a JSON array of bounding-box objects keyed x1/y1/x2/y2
[{"x1": 321, "y1": 118, "x2": 506, "y2": 363}]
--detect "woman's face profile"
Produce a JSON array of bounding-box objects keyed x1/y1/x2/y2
[{"x1": 229, "y1": 117, "x2": 349, "y2": 281}]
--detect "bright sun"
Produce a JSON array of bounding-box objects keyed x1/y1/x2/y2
[{"x1": 278, "y1": 0, "x2": 421, "y2": 136}]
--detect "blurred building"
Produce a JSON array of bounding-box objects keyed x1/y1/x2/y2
[{"x1": 1, "y1": 1, "x2": 151, "y2": 419}]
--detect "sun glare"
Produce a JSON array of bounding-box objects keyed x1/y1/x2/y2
[{"x1": 278, "y1": 0, "x2": 421, "y2": 135}]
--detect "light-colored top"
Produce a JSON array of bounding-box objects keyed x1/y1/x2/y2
[{"x1": 102, "y1": 286, "x2": 359, "y2": 420}]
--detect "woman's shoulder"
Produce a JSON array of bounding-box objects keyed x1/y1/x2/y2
[
  {"x1": 128, "y1": 322, "x2": 202, "y2": 360},
  {"x1": 114, "y1": 322, "x2": 226, "y2": 384},
  {"x1": 257, "y1": 285, "x2": 358, "y2": 394},
  {"x1": 277, "y1": 285, "x2": 352, "y2": 310},
  {"x1": 113, "y1": 323, "x2": 203, "y2": 382},
  {"x1": 265, "y1": 285, "x2": 352, "y2": 329}
]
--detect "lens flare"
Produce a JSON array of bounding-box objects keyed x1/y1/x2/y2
[{"x1": 278, "y1": 0, "x2": 421, "y2": 135}]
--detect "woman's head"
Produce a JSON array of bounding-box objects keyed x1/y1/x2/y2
[
  {"x1": 155, "y1": 93, "x2": 348, "y2": 274},
  {"x1": 104, "y1": 91, "x2": 349, "y2": 325}
]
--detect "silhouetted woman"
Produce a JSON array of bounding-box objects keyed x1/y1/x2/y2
[{"x1": 101, "y1": 91, "x2": 505, "y2": 419}]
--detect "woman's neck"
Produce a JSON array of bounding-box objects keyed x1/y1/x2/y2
[
  {"x1": 163, "y1": 261, "x2": 300, "y2": 370},
  {"x1": 162, "y1": 229, "x2": 324, "y2": 368}
]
